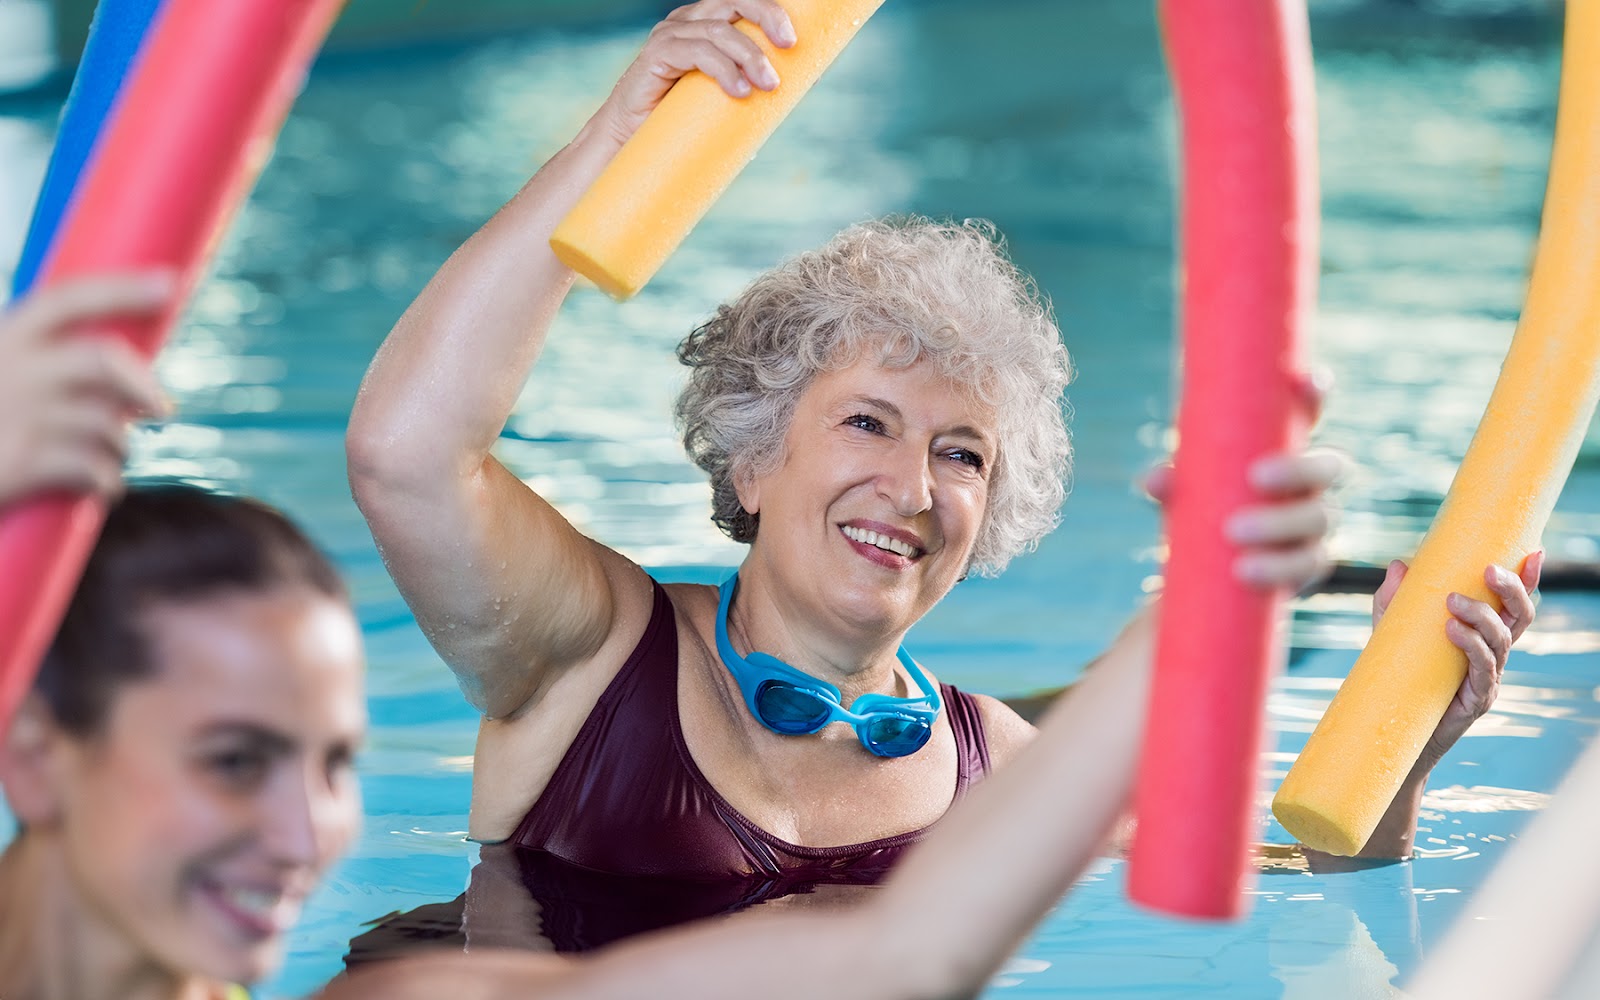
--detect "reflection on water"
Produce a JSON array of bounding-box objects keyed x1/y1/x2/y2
[
  {"x1": 1269, "y1": 903, "x2": 1406, "y2": 999},
  {"x1": 344, "y1": 844, "x2": 884, "y2": 967},
  {"x1": 1419, "y1": 785, "x2": 1551, "y2": 814},
  {"x1": 3, "y1": 0, "x2": 1599, "y2": 997},
  {"x1": 1256, "y1": 848, "x2": 1420, "y2": 998},
  {"x1": 1272, "y1": 675, "x2": 1578, "y2": 740}
]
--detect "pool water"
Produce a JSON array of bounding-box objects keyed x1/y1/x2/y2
[{"x1": 2, "y1": 1, "x2": 1597, "y2": 996}]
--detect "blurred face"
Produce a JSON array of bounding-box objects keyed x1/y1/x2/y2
[
  {"x1": 53, "y1": 585, "x2": 366, "y2": 986},
  {"x1": 741, "y1": 353, "x2": 995, "y2": 638}
]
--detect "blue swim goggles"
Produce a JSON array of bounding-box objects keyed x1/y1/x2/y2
[{"x1": 715, "y1": 575, "x2": 942, "y2": 758}]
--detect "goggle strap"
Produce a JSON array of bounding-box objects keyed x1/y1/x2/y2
[{"x1": 715, "y1": 572, "x2": 942, "y2": 742}]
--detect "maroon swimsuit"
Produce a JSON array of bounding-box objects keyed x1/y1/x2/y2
[{"x1": 511, "y1": 580, "x2": 993, "y2": 882}]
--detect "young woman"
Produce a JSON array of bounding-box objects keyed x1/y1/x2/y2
[{"x1": 0, "y1": 485, "x2": 366, "y2": 1000}]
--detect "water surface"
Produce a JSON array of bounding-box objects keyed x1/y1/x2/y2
[{"x1": 1, "y1": 1, "x2": 1594, "y2": 996}]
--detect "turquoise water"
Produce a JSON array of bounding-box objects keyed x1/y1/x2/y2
[{"x1": 2, "y1": 0, "x2": 1598, "y2": 995}]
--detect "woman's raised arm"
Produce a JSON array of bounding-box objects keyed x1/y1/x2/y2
[{"x1": 345, "y1": 1, "x2": 795, "y2": 718}]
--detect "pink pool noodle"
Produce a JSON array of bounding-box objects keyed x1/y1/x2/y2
[
  {"x1": 0, "y1": 0, "x2": 345, "y2": 734},
  {"x1": 1127, "y1": 0, "x2": 1319, "y2": 919}
]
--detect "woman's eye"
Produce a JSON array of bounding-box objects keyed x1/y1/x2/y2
[
  {"x1": 845, "y1": 414, "x2": 885, "y2": 433},
  {"x1": 327, "y1": 745, "x2": 357, "y2": 782},
  {"x1": 207, "y1": 750, "x2": 270, "y2": 789},
  {"x1": 950, "y1": 449, "x2": 985, "y2": 471}
]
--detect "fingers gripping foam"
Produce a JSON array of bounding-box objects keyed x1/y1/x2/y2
[
  {"x1": 550, "y1": 0, "x2": 885, "y2": 300},
  {"x1": 1273, "y1": 0, "x2": 1600, "y2": 856}
]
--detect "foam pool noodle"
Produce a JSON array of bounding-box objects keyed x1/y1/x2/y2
[
  {"x1": 1272, "y1": 0, "x2": 1600, "y2": 858},
  {"x1": 10, "y1": 0, "x2": 165, "y2": 297},
  {"x1": 0, "y1": 0, "x2": 347, "y2": 735},
  {"x1": 549, "y1": 0, "x2": 885, "y2": 300},
  {"x1": 1127, "y1": 0, "x2": 1319, "y2": 920},
  {"x1": 11, "y1": 0, "x2": 164, "y2": 294}
]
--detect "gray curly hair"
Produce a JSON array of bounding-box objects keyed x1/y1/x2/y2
[{"x1": 674, "y1": 217, "x2": 1072, "y2": 577}]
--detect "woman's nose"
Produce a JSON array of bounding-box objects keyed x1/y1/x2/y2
[
  {"x1": 877, "y1": 443, "x2": 934, "y2": 516},
  {"x1": 261, "y1": 763, "x2": 352, "y2": 868}
]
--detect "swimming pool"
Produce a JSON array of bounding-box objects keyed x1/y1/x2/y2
[{"x1": 2, "y1": 0, "x2": 1595, "y2": 995}]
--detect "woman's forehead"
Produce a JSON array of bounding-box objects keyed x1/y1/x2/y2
[{"x1": 118, "y1": 589, "x2": 366, "y2": 732}]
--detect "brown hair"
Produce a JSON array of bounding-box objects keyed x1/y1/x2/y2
[{"x1": 35, "y1": 483, "x2": 346, "y2": 735}]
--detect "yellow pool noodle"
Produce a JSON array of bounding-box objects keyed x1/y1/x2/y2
[
  {"x1": 550, "y1": 0, "x2": 885, "y2": 300},
  {"x1": 1272, "y1": 0, "x2": 1600, "y2": 857}
]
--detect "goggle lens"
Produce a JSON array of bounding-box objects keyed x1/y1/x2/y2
[
  {"x1": 756, "y1": 681, "x2": 833, "y2": 735},
  {"x1": 755, "y1": 682, "x2": 934, "y2": 756},
  {"x1": 864, "y1": 715, "x2": 934, "y2": 758}
]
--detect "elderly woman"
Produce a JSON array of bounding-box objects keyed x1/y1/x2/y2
[{"x1": 345, "y1": 0, "x2": 1528, "y2": 889}]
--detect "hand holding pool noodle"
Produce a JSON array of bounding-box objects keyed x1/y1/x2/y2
[
  {"x1": 1272, "y1": 0, "x2": 1600, "y2": 857},
  {"x1": 0, "y1": 0, "x2": 346, "y2": 734},
  {"x1": 549, "y1": 0, "x2": 885, "y2": 300},
  {"x1": 1127, "y1": 0, "x2": 1318, "y2": 919}
]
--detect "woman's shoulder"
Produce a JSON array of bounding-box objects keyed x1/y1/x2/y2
[
  {"x1": 958, "y1": 688, "x2": 1038, "y2": 768},
  {"x1": 660, "y1": 578, "x2": 720, "y2": 617},
  {"x1": 658, "y1": 578, "x2": 725, "y2": 670}
]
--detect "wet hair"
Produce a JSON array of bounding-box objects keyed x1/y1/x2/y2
[
  {"x1": 674, "y1": 217, "x2": 1072, "y2": 576},
  {"x1": 34, "y1": 483, "x2": 346, "y2": 736}
]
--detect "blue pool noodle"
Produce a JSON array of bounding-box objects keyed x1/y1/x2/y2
[{"x1": 11, "y1": 0, "x2": 166, "y2": 296}]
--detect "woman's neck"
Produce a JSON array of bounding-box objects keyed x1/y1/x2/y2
[
  {"x1": 727, "y1": 565, "x2": 914, "y2": 705},
  {"x1": 0, "y1": 835, "x2": 219, "y2": 1000}
]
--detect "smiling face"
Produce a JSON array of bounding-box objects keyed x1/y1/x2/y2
[
  {"x1": 738, "y1": 353, "x2": 996, "y2": 641},
  {"x1": 49, "y1": 585, "x2": 366, "y2": 986}
]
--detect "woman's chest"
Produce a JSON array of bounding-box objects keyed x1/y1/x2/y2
[{"x1": 675, "y1": 641, "x2": 963, "y2": 849}]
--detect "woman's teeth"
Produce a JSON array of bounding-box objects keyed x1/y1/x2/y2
[
  {"x1": 221, "y1": 885, "x2": 287, "y2": 921},
  {"x1": 842, "y1": 525, "x2": 917, "y2": 558}
]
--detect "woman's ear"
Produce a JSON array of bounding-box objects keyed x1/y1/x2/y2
[
  {"x1": 733, "y1": 464, "x2": 761, "y2": 517},
  {"x1": 0, "y1": 695, "x2": 68, "y2": 827}
]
